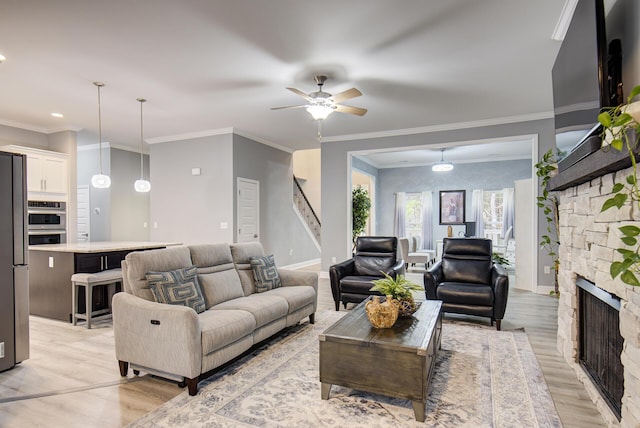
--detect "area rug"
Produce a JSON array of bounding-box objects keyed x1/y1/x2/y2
[{"x1": 128, "y1": 311, "x2": 562, "y2": 427}]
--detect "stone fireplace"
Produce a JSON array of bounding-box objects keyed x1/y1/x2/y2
[{"x1": 556, "y1": 164, "x2": 640, "y2": 427}]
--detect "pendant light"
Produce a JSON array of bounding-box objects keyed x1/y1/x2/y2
[
  {"x1": 134, "y1": 98, "x2": 151, "y2": 193},
  {"x1": 432, "y1": 148, "x2": 454, "y2": 172},
  {"x1": 90, "y1": 82, "x2": 111, "y2": 188}
]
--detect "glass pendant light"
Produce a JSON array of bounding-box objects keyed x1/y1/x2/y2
[
  {"x1": 134, "y1": 98, "x2": 151, "y2": 193},
  {"x1": 432, "y1": 148, "x2": 454, "y2": 172},
  {"x1": 90, "y1": 82, "x2": 111, "y2": 188}
]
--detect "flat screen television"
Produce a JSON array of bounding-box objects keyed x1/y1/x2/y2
[
  {"x1": 552, "y1": 0, "x2": 620, "y2": 159},
  {"x1": 464, "y1": 222, "x2": 476, "y2": 238}
]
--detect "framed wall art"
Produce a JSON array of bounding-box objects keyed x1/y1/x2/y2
[{"x1": 439, "y1": 190, "x2": 465, "y2": 225}]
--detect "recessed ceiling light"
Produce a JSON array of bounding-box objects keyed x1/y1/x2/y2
[
  {"x1": 51, "y1": 112, "x2": 64, "y2": 118},
  {"x1": 0, "y1": 54, "x2": 6, "y2": 62}
]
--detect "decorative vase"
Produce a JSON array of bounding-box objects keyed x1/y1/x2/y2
[
  {"x1": 447, "y1": 225, "x2": 453, "y2": 237},
  {"x1": 397, "y1": 296, "x2": 418, "y2": 317},
  {"x1": 365, "y1": 295, "x2": 399, "y2": 328}
]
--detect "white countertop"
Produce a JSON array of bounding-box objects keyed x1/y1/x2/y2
[{"x1": 28, "y1": 241, "x2": 182, "y2": 253}]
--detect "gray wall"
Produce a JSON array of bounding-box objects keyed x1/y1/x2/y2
[
  {"x1": 77, "y1": 144, "x2": 112, "y2": 242},
  {"x1": 149, "y1": 134, "x2": 234, "y2": 245},
  {"x1": 321, "y1": 118, "x2": 555, "y2": 287},
  {"x1": 110, "y1": 148, "x2": 150, "y2": 241},
  {"x1": 233, "y1": 134, "x2": 320, "y2": 265},
  {"x1": 377, "y1": 159, "x2": 531, "y2": 243}
]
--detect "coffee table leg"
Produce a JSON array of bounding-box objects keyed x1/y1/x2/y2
[
  {"x1": 412, "y1": 400, "x2": 426, "y2": 422},
  {"x1": 321, "y1": 382, "x2": 332, "y2": 400}
]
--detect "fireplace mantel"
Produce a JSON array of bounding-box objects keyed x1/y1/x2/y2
[{"x1": 548, "y1": 146, "x2": 637, "y2": 191}]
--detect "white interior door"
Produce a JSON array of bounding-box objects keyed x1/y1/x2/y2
[
  {"x1": 77, "y1": 185, "x2": 90, "y2": 242},
  {"x1": 237, "y1": 178, "x2": 259, "y2": 243}
]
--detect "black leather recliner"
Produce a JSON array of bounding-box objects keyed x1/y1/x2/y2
[
  {"x1": 329, "y1": 236, "x2": 405, "y2": 311},
  {"x1": 424, "y1": 238, "x2": 509, "y2": 330}
]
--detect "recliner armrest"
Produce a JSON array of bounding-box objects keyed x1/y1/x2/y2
[
  {"x1": 390, "y1": 258, "x2": 406, "y2": 277},
  {"x1": 491, "y1": 263, "x2": 510, "y2": 319},
  {"x1": 424, "y1": 261, "x2": 444, "y2": 300},
  {"x1": 329, "y1": 258, "x2": 355, "y2": 302}
]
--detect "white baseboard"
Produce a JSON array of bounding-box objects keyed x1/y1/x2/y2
[
  {"x1": 535, "y1": 285, "x2": 556, "y2": 295},
  {"x1": 280, "y1": 258, "x2": 320, "y2": 270}
]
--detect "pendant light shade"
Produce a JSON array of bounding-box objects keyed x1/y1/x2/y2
[
  {"x1": 135, "y1": 98, "x2": 151, "y2": 193},
  {"x1": 91, "y1": 82, "x2": 111, "y2": 188},
  {"x1": 432, "y1": 148, "x2": 454, "y2": 172}
]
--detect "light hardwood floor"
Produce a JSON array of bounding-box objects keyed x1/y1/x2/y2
[{"x1": 0, "y1": 270, "x2": 606, "y2": 427}]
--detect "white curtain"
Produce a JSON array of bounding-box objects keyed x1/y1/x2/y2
[
  {"x1": 420, "y1": 191, "x2": 433, "y2": 250},
  {"x1": 471, "y1": 189, "x2": 485, "y2": 238},
  {"x1": 502, "y1": 187, "x2": 515, "y2": 239},
  {"x1": 394, "y1": 192, "x2": 406, "y2": 238}
]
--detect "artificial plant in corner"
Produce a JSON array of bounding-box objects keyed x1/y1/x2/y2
[
  {"x1": 352, "y1": 185, "x2": 372, "y2": 247},
  {"x1": 535, "y1": 148, "x2": 560, "y2": 295},
  {"x1": 598, "y1": 84, "x2": 640, "y2": 287}
]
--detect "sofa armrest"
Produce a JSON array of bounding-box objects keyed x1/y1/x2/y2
[
  {"x1": 112, "y1": 293, "x2": 202, "y2": 379},
  {"x1": 278, "y1": 269, "x2": 318, "y2": 293},
  {"x1": 424, "y1": 261, "x2": 444, "y2": 300},
  {"x1": 491, "y1": 263, "x2": 510, "y2": 319}
]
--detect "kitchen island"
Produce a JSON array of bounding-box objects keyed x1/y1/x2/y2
[{"x1": 29, "y1": 241, "x2": 181, "y2": 322}]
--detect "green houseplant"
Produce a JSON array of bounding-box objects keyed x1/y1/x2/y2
[
  {"x1": 597, "y1": 84, "x2": 640, "y2": 286},
  {"x1": 352, "y1": 185, "x2": 372, "y2": 247},
  {"x1": 535, "y1": 148, "x2": 561, "y2": 295},
  {"x1": 370, "y1": 272, "x2": 424, "y2": 317}
]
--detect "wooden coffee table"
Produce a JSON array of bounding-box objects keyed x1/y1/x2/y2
[{"x1": 319, "y1": 299, "x2": 442, "y2": 422}]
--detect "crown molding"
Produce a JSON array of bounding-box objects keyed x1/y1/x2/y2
[{"x1": 321, "y1": 111, "x2": 553, "y2": 143}]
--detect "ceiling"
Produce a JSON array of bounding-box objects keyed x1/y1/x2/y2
[{"x1": 0, "y1": 0, "x2": 565, "y2": 153}]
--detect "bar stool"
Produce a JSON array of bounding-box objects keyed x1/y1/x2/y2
[{"x1": 71, "y1": 268, "x2": 122, "y2": 329}]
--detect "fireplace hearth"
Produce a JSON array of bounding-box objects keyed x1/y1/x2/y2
[{"x1": 577, "y1": 276, "x2": 623, "y2": 420}]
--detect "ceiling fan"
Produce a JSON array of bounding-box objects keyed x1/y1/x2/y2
[{"x1": 271, "y1": 75, "x2": 367, "y2": 120}]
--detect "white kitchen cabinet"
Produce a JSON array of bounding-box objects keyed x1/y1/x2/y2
[{"x1": 3, "y1": 146, "x2": 68, "y2": 201}]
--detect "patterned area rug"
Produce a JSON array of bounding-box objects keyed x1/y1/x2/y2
[{"x1": 128, "y1": 311, "x2": 562, "y2": 427}]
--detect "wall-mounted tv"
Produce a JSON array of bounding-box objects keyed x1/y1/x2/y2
[{"x1": 552, "y1": 0, "x2": 620, "y2": 160}]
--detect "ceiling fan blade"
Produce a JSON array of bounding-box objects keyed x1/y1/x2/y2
[
  {"x1": 329, "y1": 88, "x2": 362, "y2": 104},
  {"x1": 286, "y1": 87, "x2": 311, "y2": 100},
  {"x1": 270, "y1": 105, "x2": 307, "y2": 110},
  {"x1": 334, "y1": 104, "x2": 368, "y2": 116}
]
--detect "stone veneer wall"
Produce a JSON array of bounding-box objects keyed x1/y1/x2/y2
[{"x1": 556, "y1": 164, "x2": 640, "y2": 427}]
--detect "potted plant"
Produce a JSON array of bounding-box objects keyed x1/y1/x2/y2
[
  {"x1": 370, "y1": 272, "x2": 424, "y2": 317},
  {"x1": 597, "y1": 84, "x2": 640, "y2": 286},
  {"x1": 352, "y1": 186, "x2": 371, "y2": 249},
  {"x1": 535, "y1": 148, "x2": 561, "y2": 295}
]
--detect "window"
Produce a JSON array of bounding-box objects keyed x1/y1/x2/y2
[
  {"x1": 406, "y1": 193, "x2": 423, "y2": 238},
  {"x1": 482, "y1": 190, "x2": 504, "y2": 241}
]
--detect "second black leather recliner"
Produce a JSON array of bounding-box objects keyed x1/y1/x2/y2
[
  {"x1": 424, "y1": 238, "x2": 509, "y2": 330},
  {"x1": 329, "y1": 236, "x2": 405, "y2": 310}
]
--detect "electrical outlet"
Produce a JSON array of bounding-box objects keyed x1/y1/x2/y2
[
  {"x1": 544, "y1": 266, "x2": 551, "y2": 274},
  {"x1": 143, "y1": 222, "x2": 148, "y2": 228},
  {"x1": 0, "y1": 342, "x2": 4, "y2": 358},
  {"x1": 289, "y1": 248, "x2": 293, "y2": 256},
  {"x1": 331, "y1": 257, "x2": 336, "y2": 263},
  {"x1": 49, "y1": 256, "x2": 54, "y2": 268}
]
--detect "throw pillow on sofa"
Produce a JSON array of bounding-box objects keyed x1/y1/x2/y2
[
  {"x1": 146, "y1": 265, "x2": 206, "y2": 313},
  {"x1": 250, "y1": 254, "x2": 282, "y2": 292}
]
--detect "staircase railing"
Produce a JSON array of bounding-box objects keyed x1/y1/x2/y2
[{"x1": 293, "y1": 176, "x2": 321, "y2": 244}]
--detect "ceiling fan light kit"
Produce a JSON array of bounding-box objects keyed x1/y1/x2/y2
[
  {"x1": 272, "y1": 75, "x2": 367, "y2": 122},
  {"x1": 432, "y1": 148, "x2": 454, "y2": 172}
]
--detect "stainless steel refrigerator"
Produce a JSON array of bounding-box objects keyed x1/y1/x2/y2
[{"x1": 0, "y1": 151, "x2": 29, "y2": 372}]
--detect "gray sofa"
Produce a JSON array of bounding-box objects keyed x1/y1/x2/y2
[{"x1": 112, "y1": 242, "x2": 317, "y2": 395}]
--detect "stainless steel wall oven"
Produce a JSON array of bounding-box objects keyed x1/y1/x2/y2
[{"x1": 27, "y1": 201, "x2": 66, "y2": 245}]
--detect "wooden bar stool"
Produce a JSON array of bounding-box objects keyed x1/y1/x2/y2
[{"x1": 71, "y1": 268, "x2": 122, "y2": 329}]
